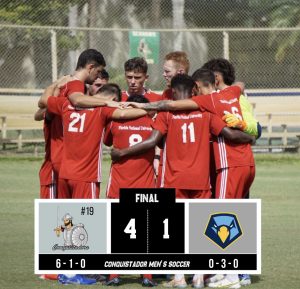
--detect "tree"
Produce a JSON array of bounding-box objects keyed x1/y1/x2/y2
[{"x1": 0, "y1": 0, "x2": 83, "y2": 88}]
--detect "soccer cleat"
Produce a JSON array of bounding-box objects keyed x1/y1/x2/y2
[
  {"x1": 142, "y1": 278, "x2": 158, "y2": 287},
  {"x1": 239, "y1": 275, "x2": 251, "y2": 286},
  {"x1": 58, "y1": 274, "x2": 97, "y2": 285},
  {"x1": 207, "y1": 277, "x2": 241, "y2": 288},
  {"x1": 104, "y1": 277, "x2": 121, "y2": 286},
  {"x1": 192, "y1": 276, "x2": 204, "y2": 288},
  {"x1": 87, "y1": 274, "x2": 107, "y2": 282},
  {"x1": 205, "y1": 274, "x2": 225, "y2": 285},
  {"x1": 163, "y1": 278, "x2": 187, "y2": 288},
  {"x1": 39, "y1": 274, "x2": 58, "y2": 280}
]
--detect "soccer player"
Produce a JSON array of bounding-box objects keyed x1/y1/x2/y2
[
  {"x1": 112, "y1": 74, "x2": 255, "y2": 196},
  {"x1": 202, "y1": 58, "x2": 261, "y2": 139},
  {"x1": 37, "y1": 49, "x2": 112, "y2": 199},
  {"x1": 43, "y1": 83, "x2": 147, "y2": 199},
  {"x1": 112, "y1": 75, "x2": 254, "y2": 288},
  {"x1": 89, "y1": 69, "x2": 110, "y2": 95},
  {"x1": 126, "y1": 71, "x2": 256, "y2": 288},
  {"x1": 34, "y1": 108, "x2": 56, "y2": 199},
  {"x1": 117, "y1": 57, "x2": 162, "y2": 178},
  {"x1": 161, "y1": 51, "x2": 190, "y2": 100},
  {"x1": 153, "y1": 51, "x2": 190, "y2": 185},
  {"x1": 34, "y1": 76, "x2": 73, "y2": 200},
  {"x1": 201, "y1": 58, "x2": 258, "y2": 287},
  {"x1": 105, "y1": 95, "x2": 155, "y2": 198},
  {"x1": 127, "y1": 71, "x2": 256, "y2": 201},
  {"x1": 104, "y1": 97, "x2": 156, "y2": 287},
  {"x1": 121, "y1": 57, "x2": 161, "y2": 102}
]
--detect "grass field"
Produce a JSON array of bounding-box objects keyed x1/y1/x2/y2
[{"x1": 0, "y1": 154, "x2": 299, "y2": 289}]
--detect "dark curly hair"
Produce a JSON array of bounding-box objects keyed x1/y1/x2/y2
[{"x1": 202, "y1": 58, "x2": 235, "y2": 85}]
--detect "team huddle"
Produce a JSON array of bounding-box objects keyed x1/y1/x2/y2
[{"x1": 36, "y1": 49, "x2": 260, "y2": 288}]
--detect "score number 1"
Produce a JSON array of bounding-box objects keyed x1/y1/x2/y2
[{"x1": 124, "y1": 218, "x2": 170, "y2": 239}]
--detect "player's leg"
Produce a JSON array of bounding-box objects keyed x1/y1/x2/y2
[
  {"x1": 163, "y1": 274, "x2": 187, "y2": 288},
  {"x1": 190, "y1": 189, "x2": 212, "y2": 199},
  {"x1": 106, "y1": 166, "x2": 120, "y2": 199},
  {"x1": 142, "y1": 274, "x2": 157, "y2": 287},
  {"x1": 175, "y1": 189, "x2": 189, "y2": 199},
  {"x1": 192, "y1": 274, "x2": 204, "y2": 288},
  {"x1": 57, "y1": 178, "x2": 72, "y2": 199},
  {"x1": 71, "y1": 181, "x2": 100, "y2": 199},
  {"x1": 207, "y1": 274, "x2": 241, "y2": 288},
  {"x1": 104, "y1": 274, "x2": 121, "y2": 286},
  {"x1": 58, "y1": 274, "x2": 97, "y2": 285},
  {"x1": 40, "y1": 183, "x2": 56, "y2": 199},
  {"x1": 215, "y1": 167, "x2": 255, "y2": 199}
]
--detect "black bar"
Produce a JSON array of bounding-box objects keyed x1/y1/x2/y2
[
  {"x1": 119, "y1": 188, "x2": 176, "y2": 207},
  {"x1": 39, "y1": 254, "x2": 257, "y2": 271}
]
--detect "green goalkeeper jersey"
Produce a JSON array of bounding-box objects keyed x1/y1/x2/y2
[{"x1": 239, "y1": 94, "x2": 259, "y2": 137}]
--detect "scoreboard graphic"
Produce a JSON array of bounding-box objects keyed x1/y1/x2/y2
[{"x1": 35, "y1": 189, "x2": 261, "y2": 274}]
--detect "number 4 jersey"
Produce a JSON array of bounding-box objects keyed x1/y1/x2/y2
[{"x1": 47, "y1": 96, "x2": 116, "y2": 182}]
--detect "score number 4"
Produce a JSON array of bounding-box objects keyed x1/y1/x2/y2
[{"x1": 124, "y1": 218, "x2": 170, "y2": 239}]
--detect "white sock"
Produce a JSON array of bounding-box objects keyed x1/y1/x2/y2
[
  {"x1": 193, "y1": 274, "x2": 203, "y2": 281},
  {"x1": 174, "y1": 274, "x2": 184, "y2": 281}
]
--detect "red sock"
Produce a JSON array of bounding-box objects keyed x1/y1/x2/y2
[{"x1": 109, "y1": 274, "x2": 119, "y2": 280}]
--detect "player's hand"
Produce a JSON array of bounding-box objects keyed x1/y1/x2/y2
[
  {"x1": 222, "y1": 114, "x2": 247, "y2": 131},
  {"x1": 105, "y1": 101, "x2": 123, "y2": 108},
  {"x1": 125, "y1": 102, "x2": 145, "y2": 109},
  {"x1": 111, "y1": 148, "x2": 122, "y2": 162}
]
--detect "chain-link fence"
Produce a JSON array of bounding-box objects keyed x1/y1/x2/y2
[
  {"x1": 1, "y1": 25, "x2": 300, "y2": 91},
  {"x1": 1, "y1": 0, "x2": 300, "y2": 91}
]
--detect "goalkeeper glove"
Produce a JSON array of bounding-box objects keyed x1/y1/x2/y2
[{"x1": 222, "y1": 113, "x2": 247, "y2": 131}]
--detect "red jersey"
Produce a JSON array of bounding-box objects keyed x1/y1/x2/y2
[
  {"x1": 161, "y1": 88, "x2": 173, "y2": 100},
  {"x1": 192, "y1": 86, "x2": 255, "y2": 169},
  {"x1": 39, "y1": 117, "x2": 54, "y2": 185},
  {"x1": 106, "y1": 116, "x2": 155, "y2": 198},
  {"x1": 50, "y1": 80, "x2": 86, "y2": 170},
  {"x1": 104, "y1": 89, "x2": 162, "y2": 146},
  {"x1": 121, "y1": 89, "x2": 162, "y2": 102},
  {"x1": 153, "y1": 111, "x2": 225, "y2": 190},
  {"x1": 47, "y1": 96, "x2": 116, "y2": 182}
]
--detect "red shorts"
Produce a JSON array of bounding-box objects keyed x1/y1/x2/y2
[
  {"x1": 176, "y1": 189, "x2": 212, "y2": 199},
  {"x1": 216, "y1": 166, "x2": 255, "y2": 199},
  {"x1": 40, "y1": 184, "x2": 57, "y2": 199},
  {"x1": 58, "y1": 179, "x2": 100, "y2": 199}
]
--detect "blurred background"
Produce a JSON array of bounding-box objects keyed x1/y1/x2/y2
[
  {"x1": 1, "y1": 0, "x2": 300, "y2": 90},
  {"x1": 1, "y1": 0, "x2": 300, "y2": 153}
]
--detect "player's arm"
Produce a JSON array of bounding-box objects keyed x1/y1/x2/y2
[
  {"x1": 38, "y1": 75, "x2": 72, "y2": 108},
  {"x1": 220, "y1": 127, "x2": 256, "y2": 145},
  {"x1": 126, "y1": 99, "x2": 199, "y2": 111},
  {"x1": 210, "y1": 113, "x2": 255, "y2": 145},
  {"x1": 68, "y1": 92, "x2": 110, "y2": 108},
  {"x1": 38, "y1": 83, "x2": 59, "y2": 108},
  {"x1": 111, "y1": 130, "x2": 163, "y2": 162},
  {"x1": 111, "y1": 108, "x2": 147, "y2": 120}
]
